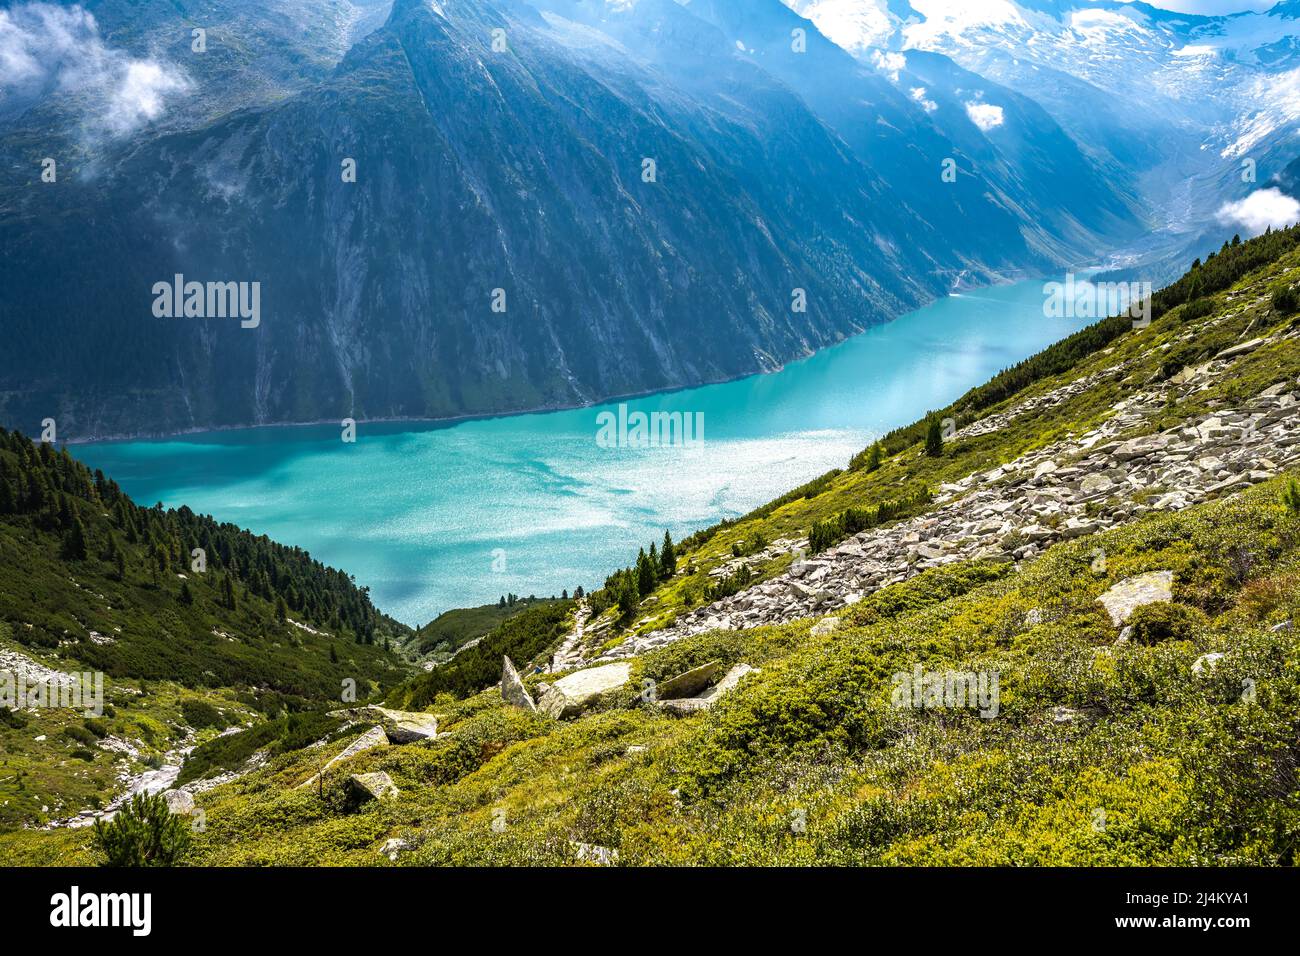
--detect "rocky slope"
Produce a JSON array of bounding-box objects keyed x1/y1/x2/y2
[{"x1": 599, "y1": 325, "x2": 1297, "y2": 658}]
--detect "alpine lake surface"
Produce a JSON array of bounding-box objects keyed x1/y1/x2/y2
[{"x1": 73, "y1": 277, "x2": 1095, "y2": 626}]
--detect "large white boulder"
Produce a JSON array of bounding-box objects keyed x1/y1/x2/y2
[
  {"x1": 332, "y1": 706, "x2": 438, "y2": 743},
  {"x1": 1097, "y1": 571, "x2": 1174, "y2": 627},
  {"x1": 349, "y1": 771, "x2": 399, "y2": 802},
  {"x1": 161, "y1": 789, "x2": 195, "y2": 815},
  {"x1": 656, "y1": 661, "x2": 722, "y2": 700},
  {"x1": 501, "y1": 656, "x2": 537, "y2": 712},
  {"x1": 538, "y1": 662, "x2": 630, "y2": 719}
]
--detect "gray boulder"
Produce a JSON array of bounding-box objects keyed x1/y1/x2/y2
[
  {"x1": 657, "y1": 663, "x2": 759, "y2": 717},
  {"x1": 161, "y1": 789, "x2": 195, "y2": 815},
  {"x1": 538, "y1": 662, "x2": 631, "y2": 719},
  {"x1": 1097, "y1": 571, "x2": 1174, "y2": 626},
  {"x1": 656, "y1": 660, "x2": 722, "y2": 700},
  {"x1": 349, "y1": 771, "x2": 400, "y2": 802},
  {"x1": 331, "y1": 706, "x2": 438, "y2": 744},
  {"x1": 501, "y1": 656, "x2": 537, "y2": 712}
]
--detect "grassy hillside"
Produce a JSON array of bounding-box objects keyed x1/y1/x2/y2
[
  {"x1": 0, "y1": 434, "x2": 413, "y2": 828},
  {"x1": 590, "y1": 225, "x2": 1300, "y2": 641},
  {"x1": 388, "y1": 600, "x2": 577, "y2": 708},
  {"x1": 403, "y1": 596, "x2": 560, "y2": 662},
  {"x1": 13, "y1": 476, "x2": 1297, "y2": 865}
]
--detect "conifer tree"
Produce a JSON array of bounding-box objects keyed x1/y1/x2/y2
[
  {"x1": 61, "y1": 515, "x2": 88, "y2": 560},
  {"x1": 924, "y1": 418, "x2": 943, "y2": 457},
  {"x1": 660, "y1": 531, "x2": 677, "y2": 578},
  {"x1": 636, "y1": 549, "x2": 655, "y2": 596},
  {"x1": 865, "y1": 441, "x2": 883, "y2": 472}
]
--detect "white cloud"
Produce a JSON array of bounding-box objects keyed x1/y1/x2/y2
[
  {"x1": 1216, "y1": 188, "x2": 1300, "y2": 235},
  {"x1": 964, "y1": 100, "x2": 1004, "y2": 131},
  {"x1": 871, "y1": 50, "x2": 906, "y2": 82},
  {"x1": 0, "y1": 3, "x2": 189, "y2": 135},
  {"x1": 910, "y1": 86, "x2": 937, "y2": 112},
  {"x1": 107, "y1": 60, "x2": 189, "y2": 134}
]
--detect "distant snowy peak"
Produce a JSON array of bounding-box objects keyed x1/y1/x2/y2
[
  {"x1": 778, "y1": 1, "x2": 1296, "y2": 62},
  {"x1": 781, "y1": 0, "x2": 909, "y2": 52}
]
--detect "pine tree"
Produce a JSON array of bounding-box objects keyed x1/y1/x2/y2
[
  {"x1": 61, "y1": 516, "x2": 87, "y2": 560},
  {"x1": 865, "y1": 441, "x2": 883, "y2": 472},
  {"x1": 660, "y1": 531, "x2": 677, "y2": 578},
  {"x1": 179, "y1": 581, "x2": 194, "y2": 605},
  {"x1": 617, "y1": 577, "x2": 638, "y2": 620},
  {"x1": 1282, "y1": 478, "x2": 1300, "y2": 516},
  {"x1": 92, "y1": 792, "x2": 190, "y2": 866},
  {"x1": 275, "y1": 595, "x2": 288, "y2": 622},
  {"x1": 924, "y1": 418, "x2": 943, "y2": 457},
  {"x1": 636, "y1": 549, "x2": 655, "y2": 596}
]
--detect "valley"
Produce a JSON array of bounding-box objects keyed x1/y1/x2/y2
[
  {"x1": 69, "y1": 275, "x2": 1094, "y2": 624},
  {"x1": 2, "y1": 0, "x2": 1300, "y2": 876},
  {"x1": 2, "y1": 225, "x2": 1298, "y2": 865}
]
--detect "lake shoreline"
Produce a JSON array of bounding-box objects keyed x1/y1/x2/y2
[
  {"x1": 70, "y1": 273, "x2": 1086, "y2": 625},
  {"x1": 62, "y1": 272, "x2": 1048, "y2": 446}
]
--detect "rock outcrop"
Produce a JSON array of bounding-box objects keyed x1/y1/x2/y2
[
  {"x1": 349, "y1": 771, "x2": 399, "y2": 802},
  {"x1": 656, "y1": 661, "x2": 722, "y2": 700},
  {"x1": 501, "y1": 656, "x2": 537, "y2": 712},
  {"x1": 538, "y1": 663, "x2": 630, "y2": 719},
  {"x1": 1097, "y1": 571, "x2": 1175, "y2": 626},
  {"x1": 657, "y1": 663, "x2": 759, "y2": 716},
  {"x1": 331, "y1": 707, "x2": 438, "y2": 744},
  {"x1": 161, "y1": 789, "x2": 195, "y2": 815}
]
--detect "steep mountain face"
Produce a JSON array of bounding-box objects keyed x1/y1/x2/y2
[
  {"x1": 0, "y1": 0, "x2": 1138, "y2": 438},
  {"x1": 786, "y1": 0, "x2": 1300, "y2": 279}
]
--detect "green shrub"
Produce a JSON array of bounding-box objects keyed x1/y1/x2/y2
[
  {"x1": 92, "y1": 792, "x2": 190, "y2": 866},
  {"x1": 181, "y1": 699, "x2": 230, "y2": 730},
  {"x1": 1125, "y1": 602, "x2": 1206, "y2": 645},
  {"x1": 1281, "y1": 478, "x2": 1300, "y2": 516},
  {"x1": 1270, "y1": 280, "x2": 1298, "y2": 315},
  {"x1": 62, "y1": 724, "x2": 98, "y2": 747}
]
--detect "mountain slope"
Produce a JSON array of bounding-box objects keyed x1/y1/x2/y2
[
  {"x1": 785, "y1": 0, "x2": 1300, "y2": 279},
  {"x1": 0, "y1": 0, "x2": 1138, "y2": 439},
  {"x1": 0, "y1": 429, "x2": 413, "y2": 827},
  {"x1": 8, "y1": 225, "x2": 1298, "y2": 865}
]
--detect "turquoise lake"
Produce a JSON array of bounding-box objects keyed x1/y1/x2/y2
[{"x1": 73, "y1": 278, "x2": 1090, "y2": 626}]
